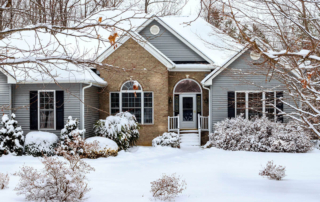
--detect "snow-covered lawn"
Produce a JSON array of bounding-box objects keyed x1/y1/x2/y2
[{"x1": 1, "y1": 147, "x2": 320, "y2": 202}]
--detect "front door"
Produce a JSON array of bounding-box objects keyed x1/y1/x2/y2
[{"x1": 179, "y1": 94, "x2": 197, "y2": 129}]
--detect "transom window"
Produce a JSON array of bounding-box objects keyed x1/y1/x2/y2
[
  {"x1": 174, "y1": 79, "x2": 201, "y2": 93},
  {"x1": 38, "y1": 91, "x2": 55, "y2": 129},
  {"x1": 235, "y1": 91, "x2": 282, "y2": 121},
  {"x1": 110, "y1": 81, "x2": 153, "y2": 124}
]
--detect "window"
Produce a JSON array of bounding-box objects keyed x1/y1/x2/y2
[
  {"x1": 235, "y1": 91, "x2": 282, "y2": 121},
  {"x1": 39, "y1": 91, "x2": 55, "y2": 129},
  {"x1": 110, "y1": 81, "x2": 153, "y2": 124}
]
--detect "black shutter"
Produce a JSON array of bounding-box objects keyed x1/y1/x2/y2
[
  {"x1": 228, "y1": 91, "x2": 235, "y2": 119},
  {"x1": 276, "y1": 91, "x2": 284, "y2": 123},
  {"x1": 174, "y1": 95, "x2": 179, "y2": 116},
  {"x1": 56, "y1": 91, "x2": 64, "y2": 130},
  {"x1": 30, "y1": 91, "x2": 38, "y2": 130}
]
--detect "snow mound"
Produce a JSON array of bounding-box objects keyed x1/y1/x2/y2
[
  {"x1": 86, "y1": 137, "x2": 118, "y2": 151},
  {"x1": 25, "y1": 132, "x2": 58, "y2": 145}
]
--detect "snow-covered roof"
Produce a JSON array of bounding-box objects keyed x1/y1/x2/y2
[
  {"x1": 157, "y1": 16, "x2": 244, "y2": 66},
  {"x1": 201, "y1": 45, "x2": 250, "y2": 86},
  {"x1": 96, "y1": 14, "x2": 245, "y2": 70},
  {"x1": 2, "y1": 62, "x2": 107, "y2": 87},
  {"x1": 0, "y1": 9, "x2": 148, "y2": 86}
]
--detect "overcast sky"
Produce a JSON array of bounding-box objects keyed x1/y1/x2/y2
[{"x1": 181, "y1": 0, "x2": 201, "y2": 15}]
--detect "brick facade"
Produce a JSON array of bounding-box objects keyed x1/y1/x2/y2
[
  {"x1": 99, "y1": 39, "x2": 209, "y2": 145},
  {"x1": 99, "y1": 39, "x2": 169, "y2": 146}
]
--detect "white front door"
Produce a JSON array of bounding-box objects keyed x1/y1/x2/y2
[{"x1": 179, "y1": 94, "x2": 197, "y2": 129}]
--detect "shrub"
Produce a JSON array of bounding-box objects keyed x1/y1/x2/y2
[
  {"x1": 152, "y1": 132, "x2": 180, "y2": 148},
  {"x1": 14, "y1": 154, "x2": 95, "y2": 202},
  {"x1": 204, "y1": 115, "x2": 313, "y2": 153},
  {"x1": 94, "y1": 112, "x2": 139, "y2": 150},
  {"x1": 57, "y1": 116, "x2": 86, "y2": 156},
  {"x1": 0, "y1": 113, "x2": 24, "y2": 156},
  {"x1": 259, "y1": 161, "x2": 286, "y2": 180},
  {"x1": 81, "y1": 140, "x2": 118, "y2": 159},
  {"x1": 25, "y1": 132, "x2": 58, "y2": 157},
  {"x1": 151, "y1": 173, "x2": 187, "y2": 201},
  {"x1": 0, "y1": 173, "x2": 9, "y2": 189},
  {"x1": 57, "y1": 136, "x2": 118, "y2": 159}
]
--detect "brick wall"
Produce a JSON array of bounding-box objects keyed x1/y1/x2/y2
[{"x1": 99, "y1": 38, "x2": 169, "y2": 146}]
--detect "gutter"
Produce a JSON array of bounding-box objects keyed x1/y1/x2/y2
[
  {"x1": 202, "y1": 84, "x2": 212, "y2": 134},
  {"x1": 81, "y1": 83, "x2": 92, "y2": 139}
]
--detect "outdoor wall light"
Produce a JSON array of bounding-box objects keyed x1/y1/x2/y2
[
  {"x1": 169, "y1": 97, "x2": 172, "y2": 104},
  {"x1": 204, "y1": 98, "x2": 208, "y2": 103}
]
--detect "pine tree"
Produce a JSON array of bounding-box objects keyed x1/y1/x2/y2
[
  {"x1": 58, "y1": 116, "x2": 85, "y2": 155},
  {"x1": 0, "y1": 113, "x2": 24, "y2": 156}
]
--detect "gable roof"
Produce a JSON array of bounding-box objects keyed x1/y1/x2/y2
[
  {"x1": 96, "y1": 14, "x2": 245, "y2": 69},
  {"x1": 201, "y1": 45, "x2": 250, "y2": 86}
]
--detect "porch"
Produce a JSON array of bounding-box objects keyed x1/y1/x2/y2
[{"x1": 168, "y1": 114, "x2": 209, "y2": 146}]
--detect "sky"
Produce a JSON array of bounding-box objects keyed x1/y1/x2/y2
[{"x1": 181, "y1": 0, "x2": 201, "y2": 15}]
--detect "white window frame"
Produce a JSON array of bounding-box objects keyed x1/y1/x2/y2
[
  {"x1": 109, "y1": 81, "x2": 154, "y2": 125},
  {"x1": 38, "y1": 90, "x2": 56, "y2": 130},
  {"x1": 235, "y1": 91, "x2": 278, "y2": 120}
]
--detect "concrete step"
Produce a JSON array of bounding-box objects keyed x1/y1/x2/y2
[
  {"x1": 180, "y1": 130, "x2": 199, "y2": 133},
  {"x1": 179, "y1": 132, "x2": 200, "y2": 147}
]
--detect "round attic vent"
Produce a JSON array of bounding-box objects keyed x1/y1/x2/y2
[
  {"x1": 150, "y1": 25, "x2": 160, "y2": 35},
  {"x1": 250, "y1": 50, "x2": 261, "y2": 60}
]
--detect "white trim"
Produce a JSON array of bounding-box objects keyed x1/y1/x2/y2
[
  {"x1": 96, "y1": 32, "x2": 175, "y2": 69},
  {"x1": 169, "y1": 64, "x2": 216, "y2": 72},
  {"x1": 202, "y1": 46, "x2": 250, "y2": 86},
  {"x1": 38, "y1": 90, "x2": 56, "y2": 130},
  {"x1": 173, "y1": 78, "x2": 203, "y2": 95},
  {"x1": 172, "y1": 79, "x2": 203, "y2": 128}
]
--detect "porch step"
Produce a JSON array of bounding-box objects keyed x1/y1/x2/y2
[
  {"x1": 180, "y1": 133, "x2": 200, "y2": 147},
  {"x1": 180, "y1": 130, "x2": 199, "y2": 133}
]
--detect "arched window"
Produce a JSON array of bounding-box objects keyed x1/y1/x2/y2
[
  {"x1": 174, "y1": 79, "x2": 201, "y2": 93},
  {"x1": 110, "y1": 80, "x2": 153, "y2": 124}
]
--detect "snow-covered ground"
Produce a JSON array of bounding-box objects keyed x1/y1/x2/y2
[{"x1": 1, "y1": 147, "x2": 320, "y2": 202}]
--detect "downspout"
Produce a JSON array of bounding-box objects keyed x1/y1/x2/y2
[
  {"x1": 202, "y1": 84, "x2": 212, "y2": 134},
  {"x1": 81, "y1": 83, "x2": 92, "y2": 139}
]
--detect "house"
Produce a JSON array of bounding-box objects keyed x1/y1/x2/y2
[{"x1": 0, "y1": 13, "x2": 293, "y2": 146}]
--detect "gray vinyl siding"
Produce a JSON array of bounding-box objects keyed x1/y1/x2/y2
[
  {"x1": 12, "y1": 83, "x2": 82, "y2": 137},
  {"x1": 84, "y1": 86, "x2": 99, "y2": 138},
  {"x1": 0, "y1": 72, "x2": 10, "y2": 114},
  {"x1": 139, "y1": 20, "x2": 207, "y2": 62},
  {"x1": 210, "y1": 51, "x2": 295, "y2": 131}
]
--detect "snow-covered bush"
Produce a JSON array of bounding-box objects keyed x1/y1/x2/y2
[
  {"x1": 259, "y1": 161, "x2": 286, "y2": 180},
  {"x1": 57, "y1": 116, "x2": 86, "y2": 156},
  {"x1": 150, "y1": 173, "x2": 187, "y2": 201},
  {"x1": 205, "y1": 116, "x2": 313, "y2": 153},
  {"x1": 14, "y1": 153, "x2": 95, "y2": 202},
  {"x1": 93, "y1": 112, "x2": 139, "y2": 150},
  {"x1": 82, "y1": 137, "x2": 118, "y2": 159},
  {"x1": 0, "y1": 113, "x2": 24, "y2": 156},
  {"x1": 152, "y1": 132, "x2": 180, "y2": 148},
  {"x1": 0, "y1": 173, "x2": 9, "y2": 190},
  {"x1": 25, "y1": 132, "x2": 58, "y2": 157}
]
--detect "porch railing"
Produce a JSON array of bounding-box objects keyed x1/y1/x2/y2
[
  {"x1": 168, "y1": 115, "x2": 180, "y2": 135},
  {"x1": 198, "y1": 114, "x2": 209, "y2": 145}
]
